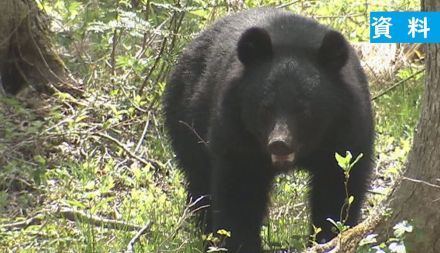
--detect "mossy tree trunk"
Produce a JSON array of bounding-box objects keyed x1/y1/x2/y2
[
  {"x1": 374, "y1": 0, "x2": 440, "y2": 252},
  {"x1": 0, "y1": 0, "x2": 81, "y2": 96}
]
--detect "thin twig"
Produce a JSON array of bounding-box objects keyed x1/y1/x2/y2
[
  {"x1": 313, "y1": 13, "x2": 365, "y2": 19},
  {"x1": 111, "y1": 28, "x2": 119, "y2": 78},
  {"x1": 110, "y1": 1, "x2": 120, "y2": 79},
  {"x1": 2, "y1": 214, "x2": 45, "y2": 230},
  {"x1": 372, "y1": 69, "x2": 425, "y2": 100},
  {"x1": 125, "y1": 222, "x2": 153, "y2": 253},
  {"x1": 138, "y1": 36, "x2": 168, "y2": 95},
  {"x1": 145, "y1": 62, "x2": 167, "y2": 112},
  {"x1": 2, "y1": 208, "x2": 144, "y2": 231},
  {"x1": 95, "y1": 132, "x2": 163, "y2": 171},
  {"x1": 58, "y1": 207, "x2": 143, "y2": 231},
  {"x1": 155, "y1": 196, "x2": 207, "y2": 252},
  {"x1": 276, "y1": 0, "x2": 301, "y2": 9},
  {"x1": 178, "y1": 120, "x2": 208, "y2": 145},
  {"x1": 403, "y1": 176, "x2": 440, "y2": 189},
  {"x1": 135, "y1": 111, "x2": 150, "y2": 153}
]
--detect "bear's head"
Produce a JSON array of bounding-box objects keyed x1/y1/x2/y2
[{"x1": 236, "y1": 27, "x2": 351, "y2": 169}]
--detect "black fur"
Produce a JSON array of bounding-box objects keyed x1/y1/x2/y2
[{"x1": 164, "y1": 8, "x2": 374, "y2": 253}]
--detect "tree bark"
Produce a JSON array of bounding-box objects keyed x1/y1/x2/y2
[
  {"x1": 0, "y1": 0, "x2": 82, "y2": 96},
  {"x1": 374, "y1": 1, "x2": 440, "y2": 252}
]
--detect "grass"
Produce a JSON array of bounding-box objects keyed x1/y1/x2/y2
[
  {"x1": 0, "y1": 67, "x2": 423, "y2": 252},
  {"x1": 372, "y1": 67, "x2": 424, "y2": 194},
  {"x1": 0, "y1": 1, "x2": 423, "y2": 252}
]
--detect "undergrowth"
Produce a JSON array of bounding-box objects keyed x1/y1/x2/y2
[{"x1": 0, "y1": 0, "x2": 422, "y2": 252}]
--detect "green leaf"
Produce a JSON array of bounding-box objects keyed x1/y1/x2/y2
[
  {"x1": 217, "y1": 229, "x2": 231, "y2": 238},
  {"x1": 67, "y1": 200, "x2": 87, "y2": 209},
  {"x1": 335, "y1": 152, "x2": 347, "y2": 169},
  {"x1": 34, "y1": 155, "x2": 46, "y2": 166},
  {"x1": 326, "y1": 217, "x2": 338, "y2": 228},
  {"x1": 348, "y1": 195, "x2": 354, "y2": 205}
]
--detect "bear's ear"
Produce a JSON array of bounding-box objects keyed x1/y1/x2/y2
[
  {"x1": 318, "y1": 30, "x2": 349, "y2": 71},
  {"x1": 237, "y1": 27, "x2": 273, "y2": 65}
]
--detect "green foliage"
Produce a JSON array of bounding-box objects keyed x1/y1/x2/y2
[
  {"x1": 371, "y1": 67, "x2": 423, "y2": 201},
  {"x1": 0, "y1": 0, "x2": 422, "y2": 252},
  {"x1": 246, "y1": 0, "x2": 418, "y2": 41},
  {"x1": 374, "y1": 68, "x2": 424, "y2": 140},
  {"x1": 263, "y1": 171, "x2": 310, "y2": 250},
  {"x1": 335, "y1": 151, "x2": 363, "y2": 179},
  {"x1": 204, "y1": 229, "x2": 231, "y2": 252},
  {"x1": 326, "y1": 151, "x2": 363, "y2": 236}
]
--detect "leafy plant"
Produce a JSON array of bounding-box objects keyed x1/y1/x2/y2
[
  {"x1": 0, "y1": 0, "x2": 422, "y2": 252},
  {"x1": 326, "y1": 151, "x2": 364, "y2": 235}
]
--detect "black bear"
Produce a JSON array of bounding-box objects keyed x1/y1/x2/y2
[{"x1": 164, "y1": 7, "x2": 374, "y2": 253}]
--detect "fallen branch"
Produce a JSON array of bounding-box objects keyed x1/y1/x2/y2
[
  {"x1": 2, "y1": 207, "x2": 144, "y2": 232},
  {"x1": 58, "y1": 207, "x2": 143, "y2": 231},
  {"x1": 2, "y1": 213, "x2": 46, "y2": 230}
]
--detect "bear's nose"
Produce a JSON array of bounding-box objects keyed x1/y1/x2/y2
[
  {"x1": 267, "y1": 117, "x2": 293, "y2": 157},
  {"x1": 268, "y1": 140, "x2": 292, "y2": 156}
]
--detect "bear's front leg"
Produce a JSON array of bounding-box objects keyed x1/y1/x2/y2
[{"x1": 210, "y1": 154, "x2": 274, "y2": 253}]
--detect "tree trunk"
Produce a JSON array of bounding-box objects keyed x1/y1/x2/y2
[
  {"x1": 374, "y1": 0, "x2": 440, "y2": 252},
  {"x1": 0, "y1": 0, "x2": 81, "y2": 96}
]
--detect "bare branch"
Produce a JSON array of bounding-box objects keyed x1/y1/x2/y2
[
  {"x1": 125, "y1": 222, "x2": 153, "y2": 253},
  {"x1": 2, "y1": 207, "x2": 144, "y2": 232},
  {"x1": 95, "y1": 132, "x2": 164, "y2": 171},
  {"x1": 179, "y1": 120, "x2": 208, "y2": 145},
  {"x1": 372, "y1": 69, "x2": 424, "y2": 100},
  {"x1": 403, "y1": 176, "x2": 440, "y2": 190}
]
